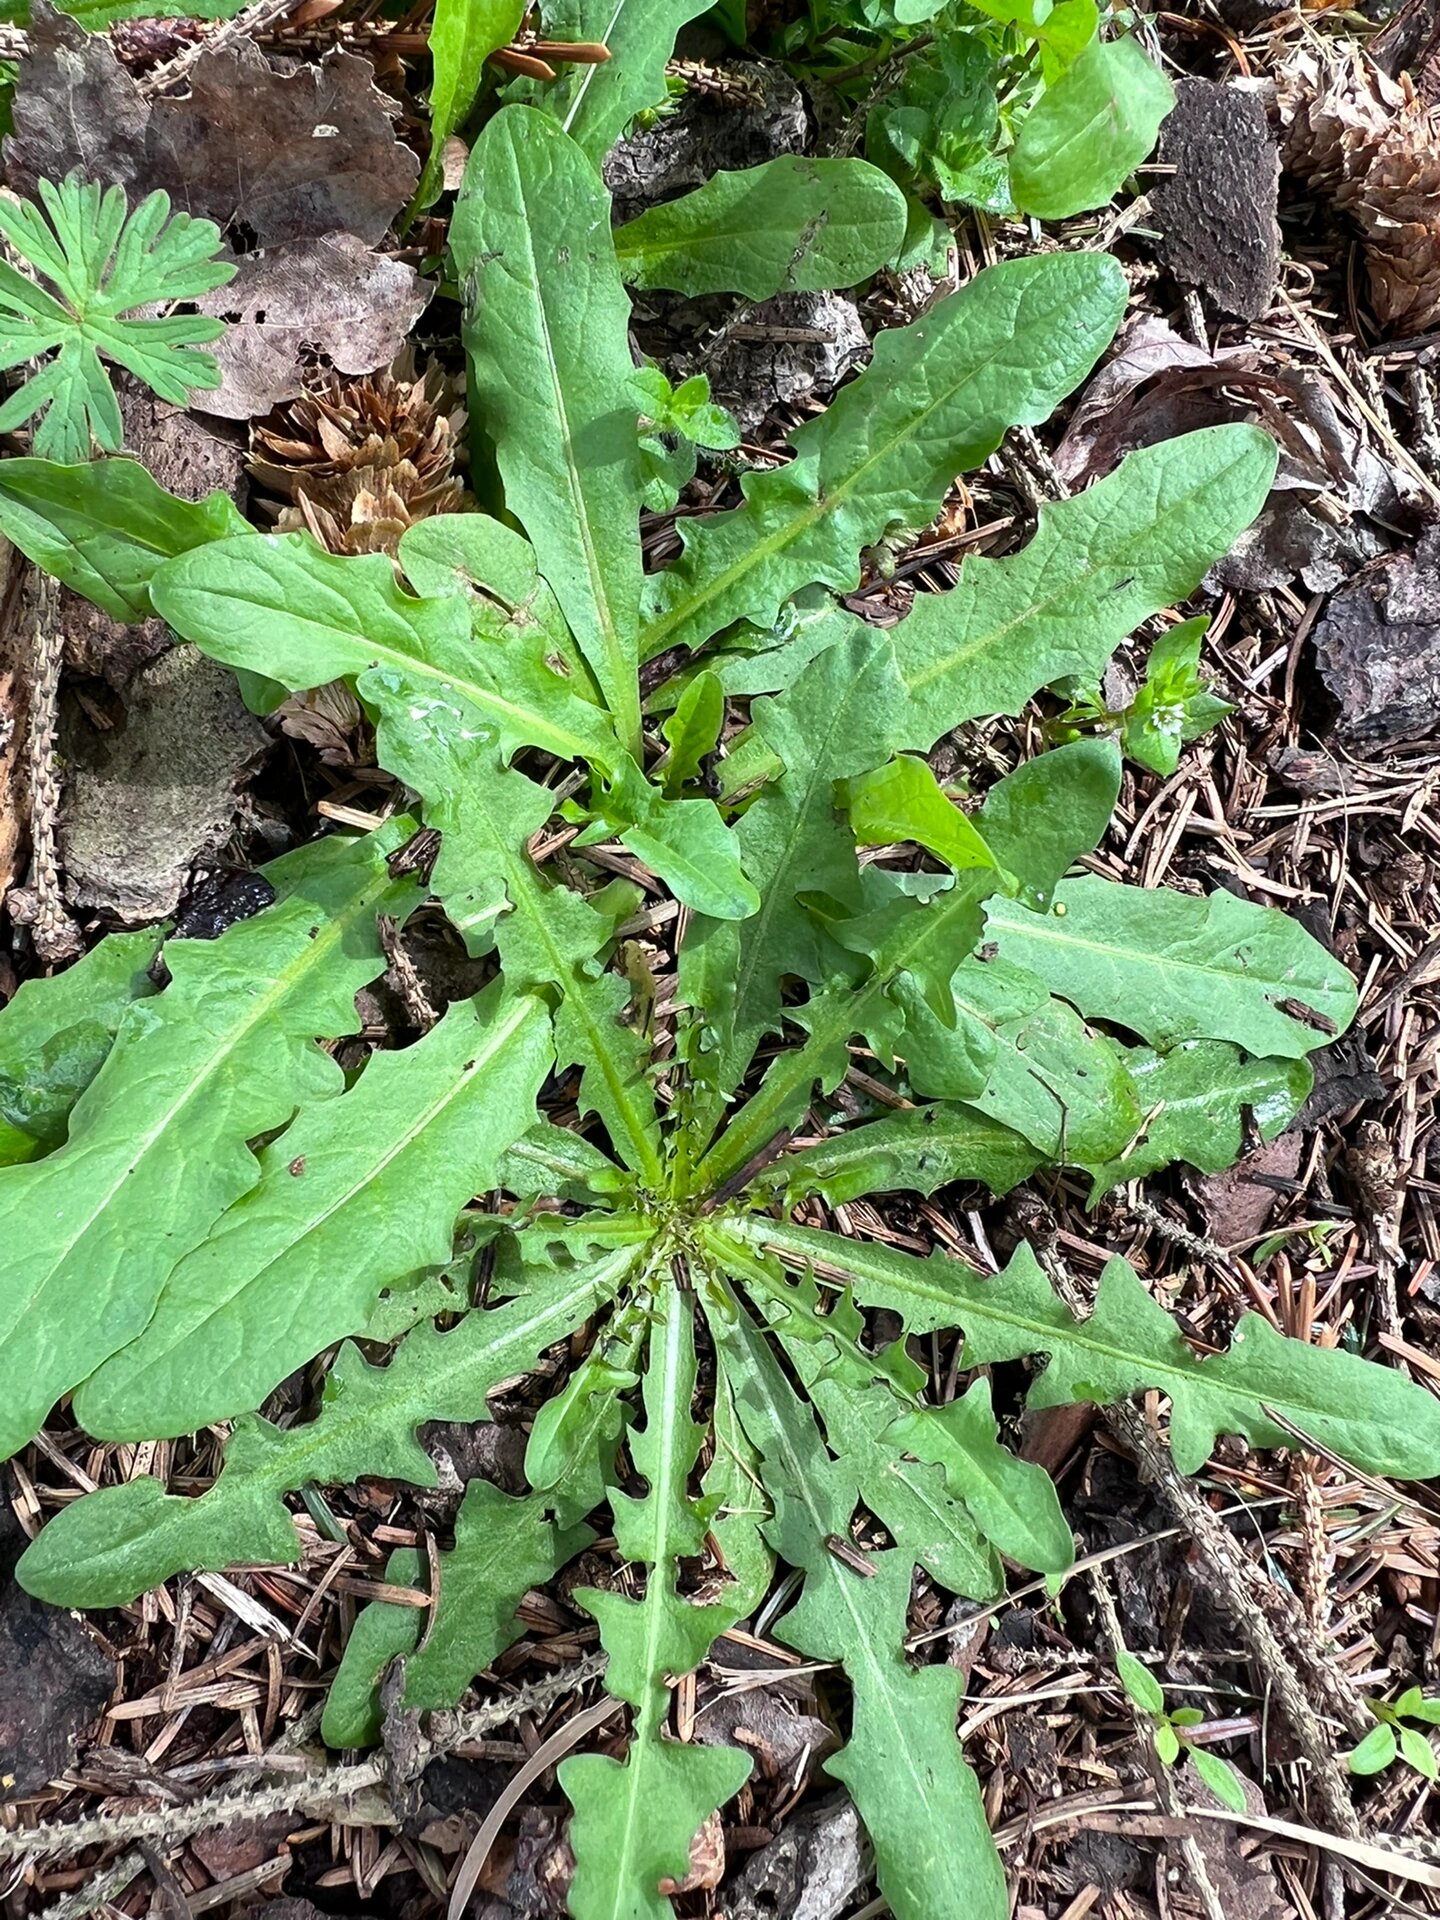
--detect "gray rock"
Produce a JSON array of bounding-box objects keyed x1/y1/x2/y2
[{"x1": 725, "y1": 1793, "x2": 873, "y2": 1920}]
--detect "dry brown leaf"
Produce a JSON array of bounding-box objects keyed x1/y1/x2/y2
[
  {"x1": 143, "y1": 43, "x2": 418, "y2": 247},
  {"x1": 199, "y1": 235, "x2": 431, "y2": 419}
]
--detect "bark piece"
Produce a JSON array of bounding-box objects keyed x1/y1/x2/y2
[
  {"x1": 0, "y1": 1499, "x2": 115, "y2": 1798},
  {"x1": 603, "y1": 59, "x2": 806, "y2": 226},
  {"x1": 1314, "y1": 526, "x2": 1440, "y2": 746},
  {"x1": 58, "y1": 646, "x2": 269, "y2": 923},
  {"x1": 1152, "y1": 78, "x2": 1281, "y2": 320}
]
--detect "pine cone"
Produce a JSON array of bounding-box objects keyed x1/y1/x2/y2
[
  {"x1": 1356, "y1": 108, "x2": 1440, "y2": 334},
  {"x1": 1278, "y1": 45, "x2": 1440, "y2": 337},
  {"x1": 249, "y1": 355, "x2": 465, "y2": 558},
  {"x1": 1278, "y1": 45, "x2": 1398, "y2": 211}
]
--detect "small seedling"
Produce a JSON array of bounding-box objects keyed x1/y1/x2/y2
[
  {"x1": 1116, "y1": 1650, "x2": 1250, "y2": 1813},
  {"x1": 1054, "y1": 617, "x2": 1234, "y2": 777},
  {"x1": 1348, "y1": 1688, "x2": 1440, "y2": 1782}
]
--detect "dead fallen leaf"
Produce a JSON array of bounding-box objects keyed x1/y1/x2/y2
[
  {"x1": 4, "y1": 5, "x2": 149, "y2": 201},
  {"x1": 200, "y1": 236, "x2": 431, "y2": 419},
  {"x1": 144, "y1": 43, "x2": 417, "y2": 247},
  {"x1": 1190, "y1": 1129, "x2": 1303, "y2": 1248}
]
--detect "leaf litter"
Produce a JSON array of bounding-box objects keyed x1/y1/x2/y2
[{"x1": 3, "y1": 2, "x2": 1440, "y2": 1919}]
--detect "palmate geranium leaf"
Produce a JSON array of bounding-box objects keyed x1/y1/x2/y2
[
  {"x1": 613, "y1": 157, "x2": 909, "y2": 298},
  {"x1": 71, "y1": 984, "x2": 554, "y2": 1441},
  {"x1": 0, "y1": 825, "x2": 416, "y2": 1464},
  {"x1": 0, "y1": 175, "x2": 234, "y2": 461}
]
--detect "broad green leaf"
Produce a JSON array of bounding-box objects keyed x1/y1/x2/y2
[
  {"x1": 731, "y1": 1220, "x2": 1440, "y2": 1478},
  {"x1": 397, "y1": 510, "x2": 590, "y2": 691},
  {"x1": 1348, "y1": 1723, "x2": 1398, "y2": 1775},
  {"x1": 368, "y1": 714, "x2": 665, "y2": 1186},
  {"x1": 1008, "y1": 36, "x2": 1174, "y2": 220},
  {"x1": 1191, "y1": 1747, "x2": 1251, "y2": 1811},
  {"x1": 613, "y1": 157, "x2": 908, "y2": 298},
  {"x1": 72, "y1": 986, "x2": 554, "y2": 1441},
  {"x1": 985, "y1": 875, "x2": 1357, "y2": 1058},
  {"x1": 506, "y1": 0, "x2": 709, "y2": 162},
  {"x1": 524, "y1": 1302, "x2": 645, "y2": 1511},
  {"x1": 598, "y1": 755, "x2": 759, "y2": 920},
  {"x1": 660, "y1": 669, "x2": 723, "y2": 797},
  {"x1": 453, "y1": 108, "x2": 645, "y2": 754},
  {"x1": 0, "y1": 456, "x2": 248, "y2": 621},
  {"x1": 692, "y1": 872, "x2": 997, "y2": 1196},
  {"x1": 640, "y1": 251, "x2": 1127, "y2": 659},
  {"x1": 25, "y1": 0, "x2": 245, "y2": 26},
  {"x1": 842, "y1": 753, "x2": 1000, "y2": 874},
  {"x1": 772, "y1": 1104, "x2": 1041, "y2": 1204},
  {"x1": 717, "y1": 1299, "x2": 1007, "y2": 1920},
  {"x1": 1400, "y1": 1726, "x2": 1439, "y2": 1781},
  {"x1": 414, "y1": 0, "x2": 526, "y2": 211},
  {"x1": 0, "y1": 826, "x2": 414, "y2": 1463},
  {"x1": 0, "y1": 925, "x2": 161, "y2": 1163},
  {"x1": 562, "y1": 1289, "x2": 752, "y2": 1920},
  {"x1": 18, "y1": 1246, "x2": 635, "y2": 1608},
  {"x1": 501, "y1": 1120, "x2": 631, "y2": 1204},
  {"x1": 150, "y1": 531, "x2": 621, "y2": 770},
  {"x1": 760, "y1": 1299, "x2": 1002, "y2": 1602},
  {"x1": 705, "y1": 1355, "x2": 774, "y2": 1616},
  {"x1": 676, "y1": 616, "x2": 906, "y2": 1143},
  {"x1": 889, "y1": 427, "x2": 1278, "y2": 745},
  {"x1": 897, "y1": 954, "x2": 1144, "y2": 1165},
  {"x1": 891, "y1": 1381, "x2": 1074, "y2": 1576},
  {"x1": 977, "y1": 738, "x2": 1120, "y2": 903},
  {"x1": 1084, "y1": 1042, "x2": 1311, "y2": 1200},
  {"x1": 1114, "y1": 1649, "x2": 1164, "y2": 1715},
  {"x1": 323, "y1": 1476, "x2": 595, "y2": 1748}
]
